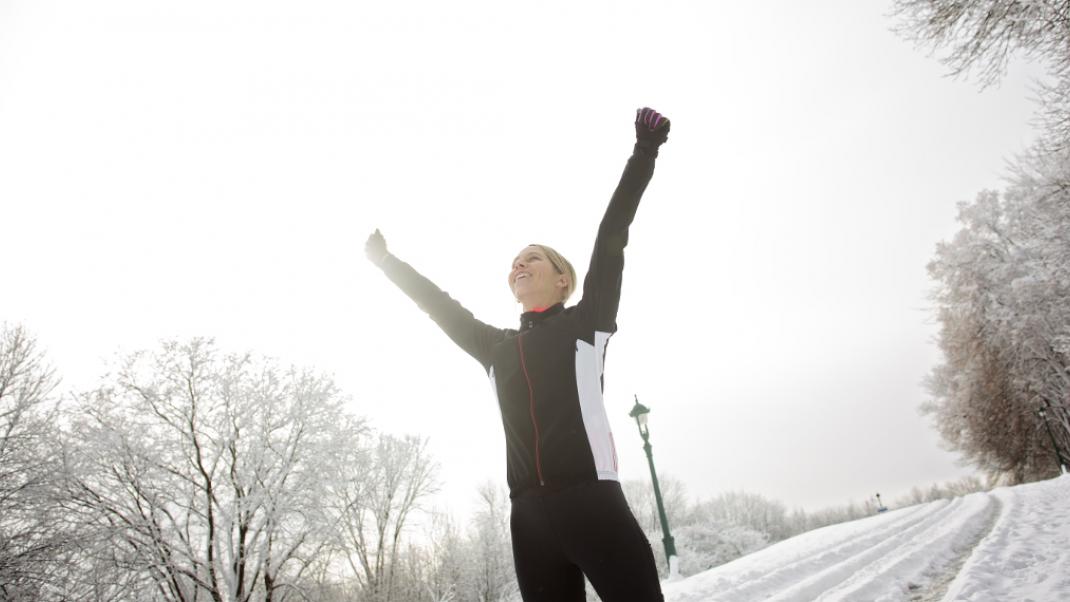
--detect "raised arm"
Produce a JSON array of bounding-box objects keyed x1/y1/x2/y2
[
  {"x1": 366, "y1": 229, "x2": 506, "y2": 370},
  {"x1": 577, "y1": 108, "x2": 670, "y2": 333}
]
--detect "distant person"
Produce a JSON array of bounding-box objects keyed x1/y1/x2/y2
[{"x1": 365, "y1": 107, "x2": 671, "y2": 602}]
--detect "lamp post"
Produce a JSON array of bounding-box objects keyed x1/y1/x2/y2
[
  {"x1": 629, "y1": 395, "x2": 678, "y2": 578},
  {"x1": 1037, "y1": 408, "x2": 1069, "y2": 475}
]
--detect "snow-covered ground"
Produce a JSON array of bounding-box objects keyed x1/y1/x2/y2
[{"x1": 663, "y1": 474, "x2": 1070, "y2": 602}]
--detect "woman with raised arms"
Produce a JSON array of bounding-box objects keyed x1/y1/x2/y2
[{"x1": 365, "y1": 107, "x2": 671, "y2": 601}]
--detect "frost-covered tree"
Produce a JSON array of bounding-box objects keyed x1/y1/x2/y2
[
  {"x1": 395, "y1": 510, "x2": 479, "y2": 602},
  {"x1": 62, "y1": 339, "x2": 366, "y2": 602},
  {"x1": 893, "y1": 0, "x2": 1070, "y2": 482},
  {"x1": 418, "y1": 512, "x2": 467, "y2": 602},
  {"x1": 401, "y1": 485, "x2": 516, "y2": 602},
  {"x1": 926, "y1": 149, "x2": 1070, "y2": 481},
  {"x1": 466, "y1": 483, "x2": 516, "y2": 602},
  {"x1": 329, "y1": 482, "x2": 510, "y2": 602},
  {"x1": 0, "y1": 324, "x2": 68, "y2": 599},
  {"x1": 795, "y1": 500, "x2": 877, "y2": 534},
  {"x1": 893, "y1": 0, "x2": 1070, "y2": 149},
  {"x1": 329, "y1": 432, "x2": 437, "y2": 602},
  {"x1": 623, "y1": 479, "x2": 783, "y2": 578},
  {"x1": 696, "y1": 491, "x2": 792, "y2": 542},
  {"x1": 893, "y1": 475, "x2": 988, "y2": 507},
  {"x1": 622, "y1": 475, "x2": 690, "y2": 537},
  {"x1": 672, "y1": 521, "x2": 768, "y2": 576},
  {"x1": 893, "y1": 0, "x2": 1070, "y2": 84}
]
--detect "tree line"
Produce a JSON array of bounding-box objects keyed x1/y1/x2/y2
[
  {"x1": 0, "y1": 326, "x2": 511, "y2": 601},
  {"x1": 4, "y1": 324, "x2": 990, "y2": 601},
  {"x1": 893, "y1": 0, "x2": 1070, "y2": 482}
]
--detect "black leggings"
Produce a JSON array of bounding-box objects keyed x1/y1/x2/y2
[{"x1": 510, "y1": 480, "x2": 665, "y2": 602}]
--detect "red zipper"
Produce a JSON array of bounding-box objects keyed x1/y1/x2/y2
[{"x1": 516, "y1": 335, "x2": 545, "y2": 486}]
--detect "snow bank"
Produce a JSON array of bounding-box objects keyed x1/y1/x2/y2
[{"x1": 662, "y1": 475, "x2": 1070, "y2": 601}]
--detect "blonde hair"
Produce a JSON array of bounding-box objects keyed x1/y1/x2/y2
[{"x1": 531, "y1": 244, "x2": 577, "y2": 303}]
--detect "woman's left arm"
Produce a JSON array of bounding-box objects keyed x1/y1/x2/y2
[{"x1": 577, "y1": 107, "x2": 670, "y2": 333}]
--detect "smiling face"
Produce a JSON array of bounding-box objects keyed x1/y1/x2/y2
[{"x1": 509, "y1": 245, "x2": 571, "y2": 311}]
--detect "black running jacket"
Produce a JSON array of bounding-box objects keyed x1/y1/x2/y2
[{"x1": 376, "y1": 144, "x2": 658, "y2": 497}]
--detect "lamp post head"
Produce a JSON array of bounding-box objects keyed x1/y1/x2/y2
[{"x1": 629, "y1": 395, "x2": 651, "y2": 437}]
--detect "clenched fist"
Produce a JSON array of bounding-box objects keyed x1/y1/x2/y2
[
  {"x1": 365, "y1": 229, "x2": 389, "y2": 266},
  {"x1": 635, "y1": 107, "x2": 670, "y2": 154}
]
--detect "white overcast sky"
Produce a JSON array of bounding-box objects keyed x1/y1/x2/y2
[{"x1": 0, "y1": 0, "x2": 1046, "y2": 517}]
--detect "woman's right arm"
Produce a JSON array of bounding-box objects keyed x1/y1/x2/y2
[{"x1": 366, "y1": 229, "x2": 506, "y2": 369}]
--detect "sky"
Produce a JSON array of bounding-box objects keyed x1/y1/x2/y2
[{"x1": 0, "y1": 0, "x2": 1048, "y2": 519}]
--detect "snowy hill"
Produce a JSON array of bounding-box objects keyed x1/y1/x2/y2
[{"x1": 662, "y1": 475, "x2": 1070, "y2": 601}]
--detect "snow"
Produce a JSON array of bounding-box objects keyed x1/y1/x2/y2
[
  {"x1": 662, "y1": 475, "x2": 1070, "y2": 601},
  {"x1": 943, "y1": 476, "x2": 1070, "y2": 602}
]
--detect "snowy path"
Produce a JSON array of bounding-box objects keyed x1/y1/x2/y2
[
  {"x1": 662, "y1": 475, "x2": 1070, "y2": 602},
  {"x1": 942, "y1": 476, "x2": 1070, "y2": 601}
]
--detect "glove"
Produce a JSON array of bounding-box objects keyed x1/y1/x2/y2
[
  {"x1": 365, "y1": 228, "x2": 389, "y2": 266},
  {"x1": 635, "y1": 107, "x2": 670, "y2": 155}
]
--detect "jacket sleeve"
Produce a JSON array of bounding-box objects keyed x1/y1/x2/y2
[
  {"x1": 576, "y1": 146, "x2": 657, "y2": 333},
  {"x1": 377, "y1": 253, "x2": 506, "y2": 370}
]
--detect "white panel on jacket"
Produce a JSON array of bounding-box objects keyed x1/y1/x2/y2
[
  {"x1": 575, "y1": 331, "x2": 618, "y2": 481},
  {"x1": 488, "y1": 366, "x2": 500, "y2": 408}
]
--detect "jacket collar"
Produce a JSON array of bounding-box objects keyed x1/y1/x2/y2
[{"x1": 519, "y1": 302, "x2": 565, "y2": 332}]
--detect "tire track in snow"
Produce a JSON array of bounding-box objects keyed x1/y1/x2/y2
[
  {"x1": 753, "y1": 496, "x2": 981, "y2": 601},
  {"x1": 811, "y1": 492, "x2": 999, "y2": 601},
  {"x1": 941, "y1": 476, "x2": 1070, "y2": 601},
  {"x1": 662, "y1": 502, "x2": 938, "y2": 602},
  {"x1": 913, "y1": 494, "x2": 1001, "y2": 602},
  {"x1": 663, "y1": 476, "x2": 1070, "y2": 602},
  {"x1": 678, "y1": 498, "x2": 959, "y2": 601}
]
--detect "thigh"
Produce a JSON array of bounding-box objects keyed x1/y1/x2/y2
[
  {"x1": 553, "y1": 482, "x2": 665, "y2": 602},
  {"x1": 511, "y1": 497, "x2": 586, "y2": 602}
]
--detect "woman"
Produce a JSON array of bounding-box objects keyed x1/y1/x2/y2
[{"x1": 365, "y1": 107, "x2": 670, "y2": 601}]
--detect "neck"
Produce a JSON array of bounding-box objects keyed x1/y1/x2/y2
[
  {"x1": 517, "y1": 292, "x2": 560, "y2": 316},
  {"x1": 521, "y1": 298, "x2": 559, "y2": 313}
]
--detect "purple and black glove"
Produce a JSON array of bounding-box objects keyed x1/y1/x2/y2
[{"x1": 635, "y1": 107, "x2": 670, "y2": 155}]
